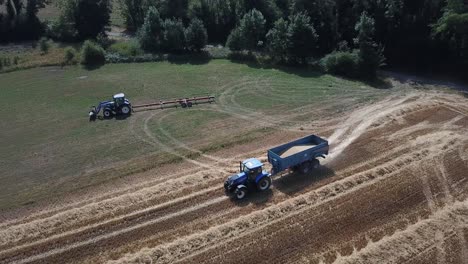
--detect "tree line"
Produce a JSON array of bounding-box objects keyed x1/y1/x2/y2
[{"x1": 1, "y1": 0, "x2": 467, "y2": 76}]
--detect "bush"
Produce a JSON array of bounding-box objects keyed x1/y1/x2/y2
[
  {"x1": 96, "y1": 32, "x2": 113, "y2": 49},
  {"x1": 64, "y1": 47, "x2": 78, "y2": 64},
  {"x1": 321, "y1": 51, "x2": 359, "y2": 77},
  {"x1": 109, "y1": 41, "x2": 143, "y2": 57},
  {"x1": 81, "y1": 40, "x2": 106, "y2": 65},
  {"x1": 46, "y1": 18, "x2": 78, "y2": 41},
  {"x1": 39, "y1": 37, "x2": 50, "y2": 54}
]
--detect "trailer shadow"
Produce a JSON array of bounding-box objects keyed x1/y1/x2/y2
[{"x1": 273, "y1": 166, "x2": 335, "y2": 196}]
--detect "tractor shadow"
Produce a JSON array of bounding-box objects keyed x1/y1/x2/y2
[
  {"x1": 89, "y1": 115, "x2": 131, "y2": 122},
  {"x1": 273, "y1": 166, "x2": 335, "y2": 196},
  {"x1": 230, "y1": 189, "x2": 274, "y2": 207}
]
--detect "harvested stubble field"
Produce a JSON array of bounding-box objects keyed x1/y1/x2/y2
[{"x1": 0, "y1": 61, "x2": 467, "y2": 264}]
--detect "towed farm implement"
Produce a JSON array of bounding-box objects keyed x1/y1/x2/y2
[{"x1": 89, "y1": 93, "x2": 215, "y2": 120}]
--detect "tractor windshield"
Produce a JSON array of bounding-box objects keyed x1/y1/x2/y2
[{"x1": 114, "y1": 97, "x2": 124, "y2": 106}]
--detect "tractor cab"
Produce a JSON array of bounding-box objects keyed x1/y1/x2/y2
[
  {"x1": 224, "y1": 158, "x2": 272, "y2": 200},
  {"x1": 241, "y1": 158, "x2": 265, "y2": 181},
  {"x1": 113, "y1": 93, "x2": 126, "y2": 107}
]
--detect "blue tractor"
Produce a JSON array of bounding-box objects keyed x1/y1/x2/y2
[
  {"x1": 224, "y1": 158, "x2": 272, "y2": 200},
  {"x1": 224, "y1": 134, "x2": 329, "y2": 200},
  {"x1": 89, "y1": 93, "x2": 132, "y2": 120}
]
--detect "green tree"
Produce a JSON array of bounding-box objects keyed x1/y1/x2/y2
[
  {"x1": 354, "y1": 12, "x2": 385, "y2": 78},
  {"x1": 287, "y1": 12, "x2": 318, "y2": 63},
  {"x1": 291, "y1": 0, "x2": 337, "y2": 54},
  {"x1": 226, "y1": 27, "x2": 243, "y2": 51},
  {"x1": 74, "y1": 0, "x2": 111, "y2": 40},
  {"x1": 185, "y1": 18, "x2": 208, "y2": 51},
  {"x1": 432, "y1": 0, "x2": 468, "y2": 62},
  {"x1": 137, "y1": 7, "x2": 163, "y2": 52},
  {"x1": 189, "y1": 0, "x2": 238, "y2": 43},
  {"x1": 117, "y1": 0, "x2": 158, "y2": 31},
  {"x1": 226, "y1": 9, "x2": 266, "y2": 51},
  {"x1": 266, "y1": 18, "x2": 290, "y2": 61},
  {"x1": 53, "y1": 0, "x2": 111, "y2": 40},
  {"x1": 162, "y1": 18, "x2": 186, "y2": 52}
]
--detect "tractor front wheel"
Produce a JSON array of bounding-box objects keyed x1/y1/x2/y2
[
  {"x1": 103, "y1": 109, "x2": 113, "y2": 119},
  {"x1": 235, "y1": 186, "x2": 248, "y2": 200}
]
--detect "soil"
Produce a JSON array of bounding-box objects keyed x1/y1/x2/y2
[{"x1": 0, "y1": 89, "x2": 467, "y2": 264}]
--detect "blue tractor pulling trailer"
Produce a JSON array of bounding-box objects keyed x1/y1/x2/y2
[{"x1": 224, "y1": 134, "x2": 329, "y2": 200}]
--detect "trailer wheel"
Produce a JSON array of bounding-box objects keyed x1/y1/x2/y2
[
  {"x1": 235, "y1": 186, "x2": 248, "y2": 200},
  {"x1": 187, "y1": 102, "x2": 193, "y2": 107},
  {"x1": 300, "y1": 162, "x2": 311, "y2": 174},
  {"x1": 311, "y1": 159, "x2": 320, "y2": 169},
  {"x1": 257, "y1": 177, "x2": 271, "y2": 191},
  {"x1": 181, "y1": 102, "x2": 188, "y2": 108}
]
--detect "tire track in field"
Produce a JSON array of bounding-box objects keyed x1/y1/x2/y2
[
  {"x1": 1, "y1": 104, "x2": 446, "y2": 262},
  {"x1": 334, "y1": 199, "x2": 468, "y2": 264},
  {"x1": 110, "y1": 131, "x2": 463, "y2": 264},
  {"x1": 10, "y1": 195, "x2": 230, "y2": 264},
  {"x1": 0, "y1": 93, "x2": 443, "y2": 248},
  {"x1": 7, "y1": 92, "x2": 468, "y2": 262}
]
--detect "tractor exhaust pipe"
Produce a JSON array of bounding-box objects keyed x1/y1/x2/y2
[{"x1": 239, "y1": 161, "x2": 242, "y2": 173}]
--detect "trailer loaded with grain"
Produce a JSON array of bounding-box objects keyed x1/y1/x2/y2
[{"x1": 224, "y1": 135, "x2": 329, "y2": 199}]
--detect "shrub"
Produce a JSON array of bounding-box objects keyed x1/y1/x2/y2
[
  {"x1": 96, "y1": 32, "x2": 113, "y2": 49},
  {"x1": 39, "y1": 37, "x2": 50, "y2": 54},
  {"x1": 81, "y1": 40, "x2": 106, "y2": 65},
  {"x1": 64, "y1": 47, "x2": 78, "y2": 64},
  {"x1": 321, "y1": 51, "x2": 359, "y2": 77},
  {"x1": 46, "y1": 18, "x2": 77, "y2": 41},
  {"x1": 109, "y1": 41, "x2": 143, "y2": 57}
]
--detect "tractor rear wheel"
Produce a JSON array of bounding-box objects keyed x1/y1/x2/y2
[
  {"x1": 235, "y1": 186, "x2": 248, "y2": 200},
  {"x1": 103, "y1": 109, "x2": 112, "y2": 119},
  {"x1": 257, "y1": 177, "x2": 271, "y2": 191},
  {"x1": 120, "y1": 105, "x2": 131, "y2": 115}
]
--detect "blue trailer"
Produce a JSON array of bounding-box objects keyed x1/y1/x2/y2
[{"x1": 224, "y1": 135, "x2": 329, "y2": 200}]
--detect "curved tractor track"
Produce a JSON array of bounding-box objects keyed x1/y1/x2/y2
[{"x1": 1, "y1": 91, "x2": 468, "y2": 264}]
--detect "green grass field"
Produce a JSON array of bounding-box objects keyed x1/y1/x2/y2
[{"x1": 0, "y1": 60, "x2": 389, "y2": 210}]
